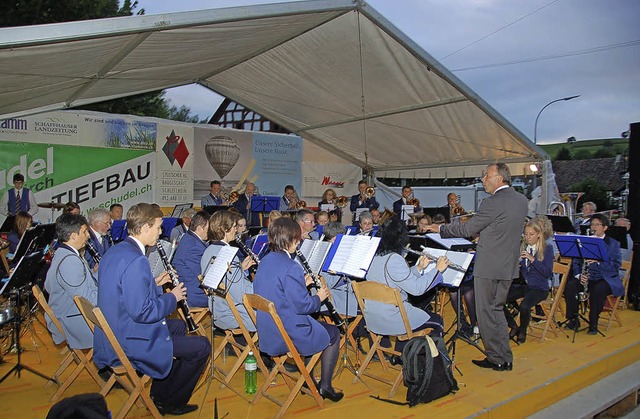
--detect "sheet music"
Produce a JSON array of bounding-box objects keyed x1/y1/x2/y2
[
  {"x1": 202, "y1": 246, "x2": 239, "y2": 290},
  {"x1": 401, "y1": 204, "x2": 414, "y2": 221},
  {"x1": 320, "y1": 204, "x2": 335, "y2": 211},
  {"x1": 355, "y1": 208, "x2": 367, "y2": 222},
  {"x1": 421, "y1": 246, "x2": 474, "y2": 287},
  {"x1": 327, "y1": 235, "x2": 380, "y2": 278},
  {"x1": 299, "y1": 240, "x2": 332, "y2": 274},
  {"x1": 426, "y1": 233, "x2": 473, "y2": 249}
]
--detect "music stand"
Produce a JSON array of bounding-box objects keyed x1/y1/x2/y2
[
  {"x1": 606, "y1": 226, "x2": 630, "y2": 250},
  {"x1": 110, "y1": 220, "x2": 128, "y2": 242},
  {"x1": 0, "y1": 215, "x2": 15, "y2": 233},
  {"x1": 547, "y1": 215, "x2": 576, "y2": 233},
  {"x1": 423, "y1": 206, "x2": 450, "y2": 223},
  {"x1": 554, "y1": 234, "x2": 609, "y2": 341},
  {"x1": 400, "y1": 205, "x2": 414, "y2": 223},
  {"x1": 203, "y1": 205, "x2": 230, "y2": 216},
  {"x1": 13, "y1": 223, "x2": 56, "y2": 262},
  {"x1": 0, "y1": 251, "x2": 54, "y2": 384},
  {"x1": 250, "y1": 196, "x2": 279, "y2": 227},
  {"x1": 161, "y1": 217, "x2": 179, "y2": 240},
  {"x1": 170, "y1": 203, "x2": 193, "y2": 219}
]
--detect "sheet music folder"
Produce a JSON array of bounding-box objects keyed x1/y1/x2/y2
[
  {"x1": 202, "y1": 246, "x2": 239, "y2": 292},
  {"x1": 554, "y1": 234, "x2": 609, "y2": 262},
  {"x1": 110, "y1": 220, "x2": 128, "y2": 241},
  {"x1": 321, "y1": 234, "x2": 380, "y2": 279},
  {"x1": 409, "y1": 233, "x2": 475, "y2": 252}
]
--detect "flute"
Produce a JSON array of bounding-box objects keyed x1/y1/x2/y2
[
  {"x1": 405, "y1": 247, "x2": 466, "y2": 272},
  {"x1": 295, "y1": 249, "x2": 345, "y2": 328},
  {"x1": 156, "y1": 239, "x2": 198, "y2": 333}
]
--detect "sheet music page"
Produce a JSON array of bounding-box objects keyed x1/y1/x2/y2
[
  {"x1": 308, "y1": 241, "x2": 332, "y2": 274},
  {"x1": 355, "y1": 208, "x2": 367, "y2": 222},
  {"x1": 202, "y1": 246, "x2": 239, "y2": 290},
  {"x1": 320, "y1": 204, "x2": 335, "y2": 211},
  {"x1": 426, "y1": 233, "x2": 473, "y2": 249},
  {"x1": 299, "y1": 239, "x2": 316, "y2": 260},
  {"x1": 401, "y1": 205, "x2": 414, "y2": 221},
  {"x1": 421, "y1": 246, "x2": 474, "y2": 287},
  {"x1": 328, "y1": 235, "x2": 355, "y2": 273},
  {"x1": 341, "y1": 236, "x2": 381, "y2": 278}
]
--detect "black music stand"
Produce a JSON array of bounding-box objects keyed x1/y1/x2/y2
[
  {"x1": 423, "y1": 206, "x2": 450, "y2": 223},
  {"x1": 0, "y1": 251, "x2": 54, "y2": 384},
  {"x1": 12, "y1": 223, "x2": 56, "y2": 262},
  {"x1": 170, "y1": 203, "x2": 193, "y2": 219},
  {"x1": 547, "y1": 215, "x2": 576, "y2": 233},
  {"x1": 0, "y1": 215, "x2": 15, "y2": 233},
  {"x1": 555, "y1": 234, "x2": 609, "y2": 341},
  {"x1": 203, "y1": 205, "x2": 230, "y2": 216},
  {"x1": 250, "y1": 196, "x2": 279, "y2": 227}
]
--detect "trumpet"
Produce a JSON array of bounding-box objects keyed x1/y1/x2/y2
[
  {"x1": 365, "y1": 186, "x2": 375, "y2": 199},
  {"x1": 405, "y1": 246, "x2": 466, "y2": 272},
  {"x1": 335, "y1": 196, "x2": 349, "y2": 208},
  {"x1": 407, "y1": 195, "x2": 420, "y2": 207}
]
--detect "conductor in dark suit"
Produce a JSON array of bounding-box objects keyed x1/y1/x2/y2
[
  {"x1": 93, "y1": 203, "x2": 210, "y2": 415},
  {"x1": 428, "y1": 163, "x2": 527, "y2": 371}
]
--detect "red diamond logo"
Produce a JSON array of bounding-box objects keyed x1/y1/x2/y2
[{"x1": 174, "y1": 138, "x2": 189, "y2": 168}]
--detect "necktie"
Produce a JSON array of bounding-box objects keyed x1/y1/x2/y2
[
  {"x1": 101, "y1": 235, "x2": 107, "y2": 250},
  {"x1": 527, "y1": 246, "x2": 535, "y2": 266},
  {"x1": 15, "y1": 190, "x2": 21, "y2": 214}
]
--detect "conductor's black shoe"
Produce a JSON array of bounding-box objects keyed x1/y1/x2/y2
[
  {"x1": 472, "y1": 358, "x2": 512, "y2": 371},
  {"x1": 319, "y1": 387, "x2": 344, "y2": 402},
  {"x1": 587, "y1": 326, "x2": 598, "y2": 335}
]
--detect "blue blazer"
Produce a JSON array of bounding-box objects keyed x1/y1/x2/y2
[
  {"x1": 44, "y1": 244, "x2": 98, "y2": 349},
  {"x1": 84, "y1": 229, "x2": 110, "y2": 269},
  {"x1": 520, "y1": 243, "x2": 554, "y2": 291},
  {"x1": 571, "y1": 235, "x2": 624, "y2": 297},
  {"x1": 253, "y1": 251, "x2": 329, "y2": 356},
  {"x1": 93, "y1": 237, "x2": 177, "y2": 379},
  {"x1": 172, "y1": 231, "x2": 208, "y2": 308},
  {"x1": 349, "y1": 194, "x2": 379, "y2": 212}
]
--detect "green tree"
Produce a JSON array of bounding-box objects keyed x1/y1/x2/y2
[
  {"x1": 569, "y1": 177, "x2": 610, "y2": 211},
  {"x1": 593, "y1": 148, "x2": 615, "y2": 158},
  {"x1": 0, "y1": 1, "x2": 203, "y2": 123},
  {"x1": 573, "y1": 149, "x2": 593, "y2": 160},
  {"x1": 556, "y1": 146, "x2": 572, "y2": 160}
]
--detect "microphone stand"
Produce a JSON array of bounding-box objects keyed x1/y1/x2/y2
[{"x1": 332, "y1": 274, "x2": 372, "y2": 391}]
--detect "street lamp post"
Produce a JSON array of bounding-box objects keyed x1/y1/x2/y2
[{"x1": 533, "y1": 95, "x2": 580, "y2": 144}]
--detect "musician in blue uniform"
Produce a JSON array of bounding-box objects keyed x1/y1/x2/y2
[
  {"x1": 170, "y1": 208, "x2": 196, "y2": 244},
  {"x1": 44, "y1": 214, "x2": 97, "y2": 350},
  {"x1": 392, "y1": 185, "x2": 422, "y2": 218},
  {"x1": 84, "y1": 209, "x2": 112, "y2": 270},
  {"x1": 0, "y1": 173, "x2": 38, "y2": 218},
  {"x1": 94, "y1": 203, "x2": 210, "y2": 416},
  {"x1": 172, "y1": 210, "x2": 210, "y2": 308},
  {"x1": 200, "y1": 210, "x2": 256, "y2": 332},
  {"x1": 253, "y1": 217, "x2": 343, "y2": 402},
  {"x1": 564, "y1": 214, "x2": 624, "y2": 335}
]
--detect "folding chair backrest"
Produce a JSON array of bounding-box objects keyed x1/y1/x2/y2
[
  {"x1": 73, "y1": 296, "x2": 134, "y2": 372},
  {"x1": 32, "y1": 284, "x2": 66, "y2": 337},
  {"x1": 352, "y1": 281, "x2": 413, "y2": 338},
  {"x1": 243, "y1": 293, "x2": 292, "y2": 345}
]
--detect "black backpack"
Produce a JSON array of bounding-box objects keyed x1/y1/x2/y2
[{"x1": 401, "y1": 335, "x2": 458, "y2": 406}]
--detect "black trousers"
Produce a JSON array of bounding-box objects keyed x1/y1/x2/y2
[
  {"x1": 564, "y1": 277, "x2": 612, "y2": 327},
  {"x1": 150, "y1": 319, "x2": 211, "y2": 407},
  {"x1": 503, "y1": 283, "x2": 548, "y2": 332}
]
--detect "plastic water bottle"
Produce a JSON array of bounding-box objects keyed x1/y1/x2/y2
[{"x1": 245, "y1": 351, "x2": 257, "y2": 394}]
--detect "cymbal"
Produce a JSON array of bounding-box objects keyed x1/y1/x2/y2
[{"x1": 38, "y1": 202, "x2": 66, "y2": 209}]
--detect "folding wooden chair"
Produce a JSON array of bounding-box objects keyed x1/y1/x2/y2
[
  {"x1": 601, "y1": 258, "x2": 632, "y2": 330},
  {"x1": 529, "y1": 261, "x2": 571, "y2": 341},
  {"x1": 31, "y1": 285, "x2": 104, "y2": 402},
  {"x1": 352, "y1": 281, "x2": 432, "y2": 397},
  {"x1": 243, "y1": 293, "x2": 324, "y2": 418},
  {"x1": 73, "y1": 296, "x2": 162, "y2": 419},
  {"x1": 210, "y1": 292, "x2": 267, "y2": 387},
  {"x1": 178, "y1": 306, "x2": 210, "y2": 337}
]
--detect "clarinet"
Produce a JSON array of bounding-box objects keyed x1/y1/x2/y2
[
  {"x1": 85, "y1": 240, "x2": 102, "y2": 264},
  {"x1": 105, "y1": 231, "x2": 114, "y2": 247},
  {"x1": 156, "y1": 239, "x2": 198, "y2": 333},
  {"x1": 234, "y1": 234, "x2": 260, "y2": 266},
  {"x1": 295, "y1": 249, "x2": 345, "y2": 328}
]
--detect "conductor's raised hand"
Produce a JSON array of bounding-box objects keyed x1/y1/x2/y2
[{"x1": 171, "y1": 281, "x2": 187, "y2": 302}]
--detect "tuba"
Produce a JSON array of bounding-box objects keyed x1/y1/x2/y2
[
  {"x1": 548, "y1": 192, "x2": 583, "y2": 221},
  {"x1": 378, "y1": 208, "x2": 396, "y2": 225}
]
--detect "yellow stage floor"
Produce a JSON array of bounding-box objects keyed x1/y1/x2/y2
[{"x1": 1, "y1": 305, "x2": 639, "y2": 418}]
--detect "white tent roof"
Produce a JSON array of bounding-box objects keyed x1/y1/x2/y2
[{"x1": 0, "y1": 0, "x2": 549, "y2": 177}]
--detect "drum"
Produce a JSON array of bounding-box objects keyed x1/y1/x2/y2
[{"x1": 0, "y1": 302, "x2": 16, "y2": 325}]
